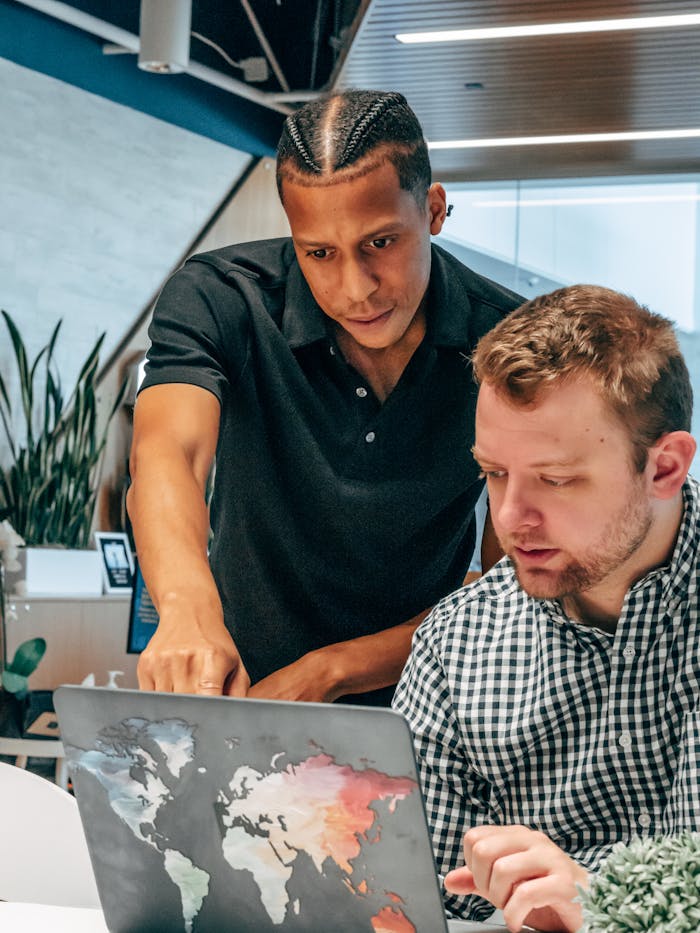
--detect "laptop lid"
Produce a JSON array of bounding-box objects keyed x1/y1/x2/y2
[{"x1": 54, "y1": 686, "x2": 450, "y2": 933}]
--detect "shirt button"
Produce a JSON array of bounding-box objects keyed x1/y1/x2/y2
[
  {"x1": 329, "y1": 345, "x2": 336, "y2": 356},
  {"x1": 365, "y1": 431, "x2": 376, "y2": 444},
  {"x1": 619, "y1": 732, "x2": 632, "y2": 749},
  {"x1": 622, "y1": 646, "x2": 635, "y2": 658},
  {"x1": 638, "y1": 812, "x2": 651, "y2": 828},
  {"x1": 356, "y1": 386, "x2": 368, "y2": 398}
]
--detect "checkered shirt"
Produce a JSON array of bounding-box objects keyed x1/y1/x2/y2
[{"x1": 393, "y1": 476, "x2": 700, "y2": 922}]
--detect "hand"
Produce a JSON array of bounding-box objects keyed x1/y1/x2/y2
[
  {"x1": 247, "y1": 651, "x2": 338, "y2": 703},
  {"x1": 444, "y1": 825, "x2": 588, "y2": 933},
  {"x1": 137, "y1": 605, "x2": 250, "y2": 697}
]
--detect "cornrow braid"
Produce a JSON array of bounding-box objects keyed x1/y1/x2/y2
[
  {"x1": 276, "y1": 89, "x2": 431, "y2": 205},
  {"x1": 335, "y1": 92, "x2": 404, "y2": 170},
  {"x1": 285, "y1": 113, "x2": 322, "y2": 174}
]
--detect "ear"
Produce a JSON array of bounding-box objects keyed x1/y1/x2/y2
[
  {"x1": 648, "y1": 431, "x2": 696, "y2": 500},
  {"x1": 427, "y1": 182, "x2": 447, "y2": 235}
]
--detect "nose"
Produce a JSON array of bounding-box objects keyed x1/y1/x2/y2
[
  {"x1": 493, "y1": 478, "x2": 541, "y2": 535},
  {"x1": 341, "y1": 255, "x2": 379, "y2": 305}
]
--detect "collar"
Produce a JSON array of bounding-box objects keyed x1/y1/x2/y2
[
  {"x1": 650, "y1": 474, "x2": 700, "y2": 610},
  {"x1": 280, "y1": 243, "x2": 475, "y2": 351}
]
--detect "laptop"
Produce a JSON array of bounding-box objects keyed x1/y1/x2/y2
[{"x1": 55, "y1": 686, "x2": 507, "y2": 933}]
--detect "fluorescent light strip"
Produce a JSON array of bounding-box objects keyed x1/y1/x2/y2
[
  {"x1": 473, "y1": 194, "x2": 700, "y2": 208},
  {"x1": 428, "y1": 128, "x2": 700, "y2": 150},
  {"x1": 396, "y1": 13, "x2": 700, "y2": 44}
]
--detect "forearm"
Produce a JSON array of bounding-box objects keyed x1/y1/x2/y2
[
  {"x1": 248, "y1": 608, "x2": 430, "y2": 703},
  {"x1": 127, "y1": 438, "x2": 221, "y2": 623},
  {"x1": 317, "y1": 607, "x2": 430, "y2": 700}
]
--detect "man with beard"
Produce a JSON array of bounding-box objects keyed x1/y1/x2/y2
[{"x1": 394, "y1": 284, "x2": 699, "y2": 933}]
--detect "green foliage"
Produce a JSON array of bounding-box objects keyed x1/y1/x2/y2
[
  {"x1": 0, "y1": 637, "x2": 46, "y2": 698},
  {"x1": 0, "y1": 310, "x2": 127, "y2": 548},
  {"x1": 581, "y1": 832, "x2": 700, "y2": 932}
]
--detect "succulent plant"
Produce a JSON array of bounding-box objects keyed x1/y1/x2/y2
[{"x1": 580, "y1": 832, "x2": 700, "y2": 933}]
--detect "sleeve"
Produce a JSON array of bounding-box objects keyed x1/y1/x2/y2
[
  {"x1": 141, "y1": 259, "x2": 250, "y2": 404},
  {"x1": 393, "y1": 607, "x2": 496, "y2": 922}
]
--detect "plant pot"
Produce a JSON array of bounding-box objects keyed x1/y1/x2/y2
[
  {"x1": 6, "y1": 547, "x2": 103, "y2": 597},
  {"x1": 0, "y1": 691, "x2": 28, "y2": 738}
]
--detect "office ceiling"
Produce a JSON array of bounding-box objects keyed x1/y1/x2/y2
[{"x1": 4, "y1": 0, "x2": 700, "y2": 181}]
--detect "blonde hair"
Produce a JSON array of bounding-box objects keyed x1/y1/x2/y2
[{"x1": 472, "y1": 284, "x2": 692, "y2": 471}]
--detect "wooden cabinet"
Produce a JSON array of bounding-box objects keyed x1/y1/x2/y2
[{"x1": 3, "y1": 595, "x2": 139, "y2": 690}]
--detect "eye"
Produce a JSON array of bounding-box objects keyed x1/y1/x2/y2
[
  {"x1": 542, "y1": 476, "x2": 573, "y2": 488},
  {"x1": 307, "y1": 248, "x2": 329, "y2": 260},
  {"x1": 369, "y1": 237, "x2": 392, "y2": 249},
  {"x1": 479, "y1": 470, "x2": 507, "y2": 481}
]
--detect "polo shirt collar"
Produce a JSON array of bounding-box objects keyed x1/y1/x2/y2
[
  {"x1": 427, "y1": 244, "x2": 475, "y2": 348},
  {"x1": 281, "y1": 244, "x2": 474, "y2": 350}
]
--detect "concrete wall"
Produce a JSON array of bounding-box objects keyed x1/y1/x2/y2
[
  {"x1": 96, "y1": 157, "x2": 291, "y2": 532},
  {"x1": 0, "y1": 56, "x2": 250, "y2": 472}
]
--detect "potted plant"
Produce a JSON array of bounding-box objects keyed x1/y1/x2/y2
[
  {"x1": 0, "y1": 310, "x2": 127, "y2": 594},
  {"x1": 0, "y1": 636, "x2": 47, "y2": 738},
  {"x1": 580, "y1": 832, "x2": 700, "y2": 932}
]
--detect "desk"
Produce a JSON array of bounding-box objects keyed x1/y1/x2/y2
[
  {"x1": 0, "y1": 736, "x2": 67, "y2": 789},
  {"x1": 0, "y1": 904, "x2": 510, "y2": 931},
  {"x1": 0, "y1": 903, "x2": 108, "y2": 931}
]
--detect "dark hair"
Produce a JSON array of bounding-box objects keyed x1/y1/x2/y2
[
  {"x1": 276, "y1": 89, "x2": 431, "y2": 203},
  {"x1": 472, "y1": 284, "x2": 693, "y2": 472}
]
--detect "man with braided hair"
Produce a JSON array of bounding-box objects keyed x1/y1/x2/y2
[{"x1": 128, "y1": 89, "x2": 521, "y2": 705}]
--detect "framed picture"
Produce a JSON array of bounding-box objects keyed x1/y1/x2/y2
[{"x1": 94, "y1": 532, "x2": 135, "y2": 594}]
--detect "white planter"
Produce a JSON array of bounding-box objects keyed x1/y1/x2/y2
[{"x1": 7, "y1": 547, "x2": 103, "y2": 597}]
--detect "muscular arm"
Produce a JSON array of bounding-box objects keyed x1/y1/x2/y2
[
  {"x1": 127, "y1": 383, "x2": 249, "y2": 696},
  {"x1": 248, "y1": 608, "x2": 430, "y2": 702}
]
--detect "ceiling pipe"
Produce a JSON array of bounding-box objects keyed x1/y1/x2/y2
[
  {"x1": 238, "y1": 0, "x2": 290, "y2": 93},
  {"x1": 14, "y1": 0, "x2": 292, "y2": 114}
]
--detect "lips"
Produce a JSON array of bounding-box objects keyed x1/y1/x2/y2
[
  {"x1": 347, "y1": 308, "x2": 393, "y2": 326},
  {"x1": 513, "y1": 545, "x2": 559, "y2": 564}
]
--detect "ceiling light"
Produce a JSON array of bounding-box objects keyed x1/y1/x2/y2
[
  {"x1": 473, "y1": 194, "x2": 700, "y2": 208},
  {"x1": 396, "y1": 13, "x2": 700, "y2": 44},
  {"x1": 138, "y1": 0, "x2": 192, "y2": 74},
  {"x1": 428, "y1": 129, "x2": 700, "y2": 150}
]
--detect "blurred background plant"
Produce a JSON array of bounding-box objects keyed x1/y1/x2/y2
[
  {"x1": 0, "y1": 310, "x2": 127, "y2": 548},
  {"x1": 0, "y1": 637, "x2": 46, "y2": 699},
  {"x1": 580, "y1": 832, "x2": 700, "y2": 932}
]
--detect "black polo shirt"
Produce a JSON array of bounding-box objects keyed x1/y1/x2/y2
[{"x1": 142, "y1": 237, "x2": 521, "y2": 703}]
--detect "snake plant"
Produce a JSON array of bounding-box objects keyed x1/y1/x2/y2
[{"x1": 0, "y1": 309, "x2": 127, "y2": 548}]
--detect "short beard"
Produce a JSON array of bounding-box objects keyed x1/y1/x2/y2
[{"x1": 510, "y1": 481, "x2": 653, "y2": 601}]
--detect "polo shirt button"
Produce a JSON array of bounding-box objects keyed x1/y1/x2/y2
[
  {"x1": 618, "y1": 732, "x2": 632, "y2": 749},
  {"x1": 365, "y1": 431, "x2": 376, "y2": 443},
  {"x1": 356, "y1": 386, "x2": 368, "y2": 398},
  {"x1": 622, "y1": 646, "x2": 635, "y2": 658},
  {"x1": 638, "y1": 811, "x2": 651, "y2": 829}
]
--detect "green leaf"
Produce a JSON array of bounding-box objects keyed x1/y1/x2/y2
[
  {"x1": 0, "y1": 669, "x2": 29, "y2": 696},
  {"x1": 6, "y1": 636, "x2": 47, "y2": 677}
]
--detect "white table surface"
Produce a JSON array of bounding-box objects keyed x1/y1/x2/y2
[
  {"x1": 0, "y1": 903, "x2": 109, "y2": 931},
  {"x1": 0, "y1": 903, "x2": 511, "y2": 931}
]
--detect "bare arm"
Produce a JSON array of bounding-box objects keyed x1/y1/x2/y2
[
  {"x1": 248, "y1": 607, "x2": 430, "y2": 703},
  {"x1": 127, "y1": 383, "x2": 249, "y2": 696}
]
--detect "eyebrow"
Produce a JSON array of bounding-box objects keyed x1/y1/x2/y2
[
  {"x1": 294, "y1": 222, "x2": 406, "y2": 249},
  {"x1": 472, "y1": 447, "x2": 585, "y2": 469}
]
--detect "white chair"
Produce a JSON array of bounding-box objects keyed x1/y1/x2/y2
[{"x1": 0, "y1": 761, "x2": 101, "y2": 907}]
